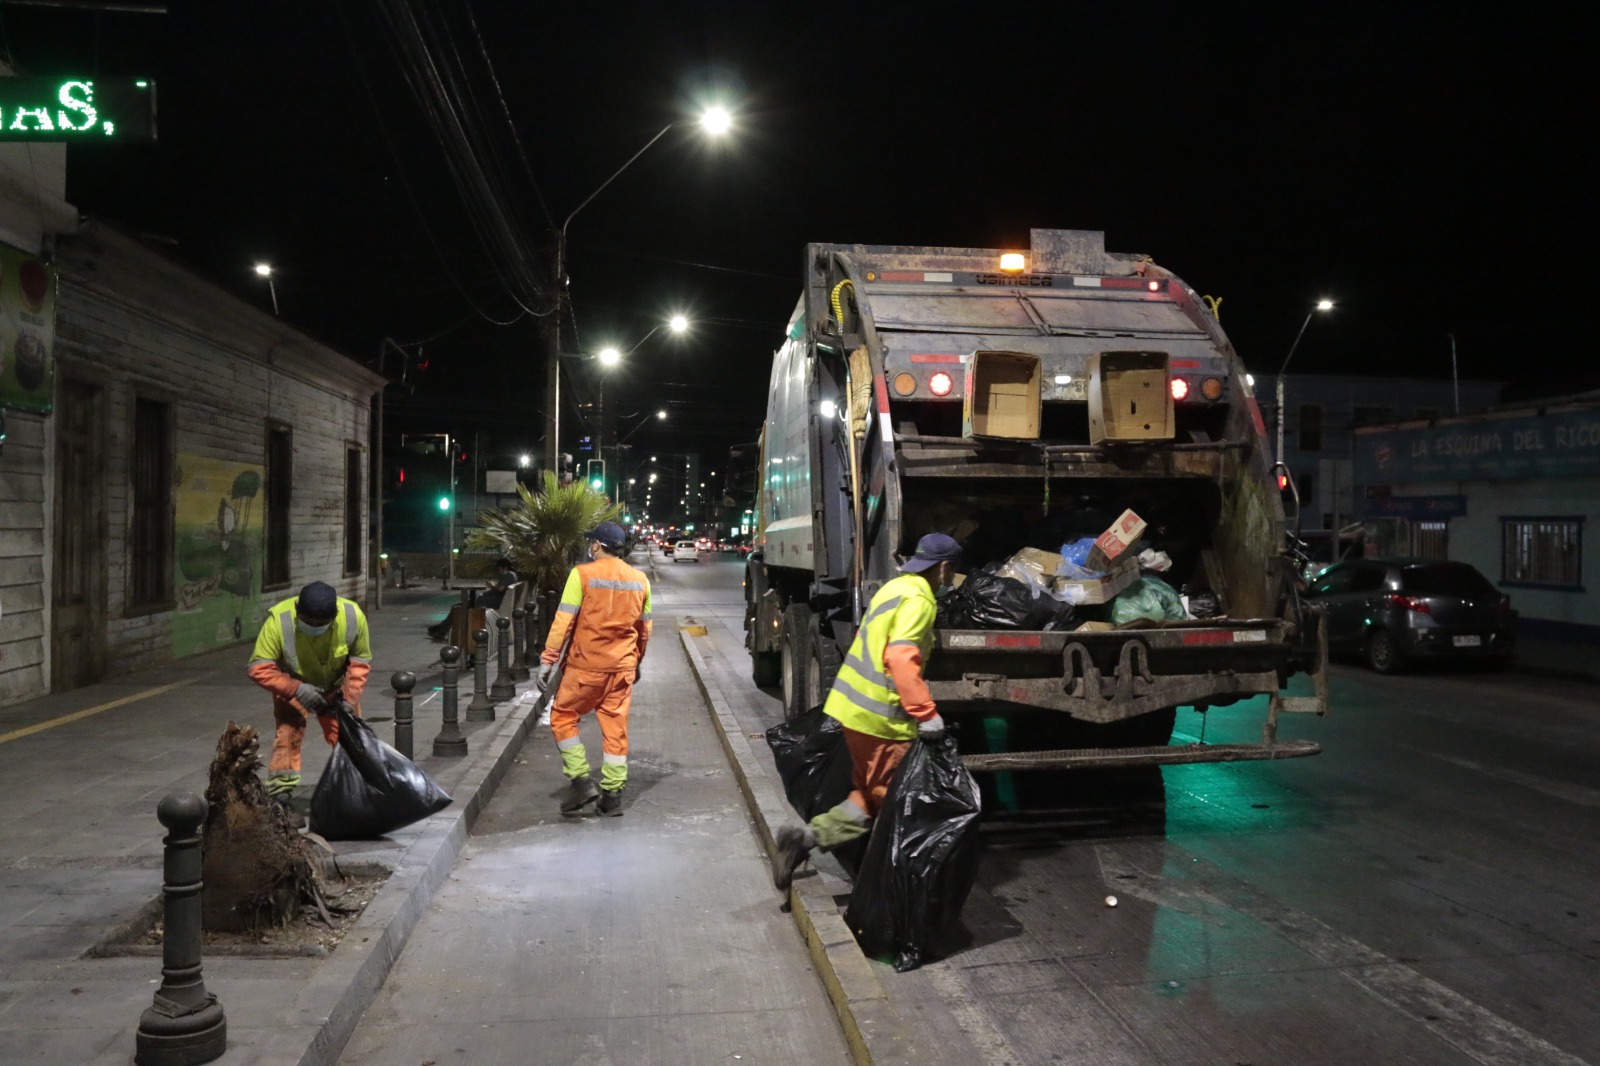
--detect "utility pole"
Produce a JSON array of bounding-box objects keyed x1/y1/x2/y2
[{"x1": 542, "y1": 226, "x2": 563, "y2": 475}]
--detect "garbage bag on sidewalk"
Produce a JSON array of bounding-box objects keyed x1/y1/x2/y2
[
  {"x1": 936, "y1": 563, "x2": 1076, "y2": 631},
  {"x1": 845, "y1": 735, "x2": 982, "y2": 972},
  {"x1": 766, "y1": 706, "x2": 853, "y2": 822},
  {"x1": 310, "y1": 701, "x2": 453, "y2": 840}
]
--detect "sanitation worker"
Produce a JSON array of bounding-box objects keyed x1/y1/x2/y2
[
  {"x1": 771, "y1": 532, "x2": 962, "y2": 890},
  {"x1": 539, "y1": 521, "x2": 651, "y2": 817},
  {"x1": 246, "y1": 580, "x2": 373, "y2": 818}
]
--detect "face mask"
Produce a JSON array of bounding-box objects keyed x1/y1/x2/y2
[{"x1": 296, "y1": 618, "x2": 331, "y2": 636}]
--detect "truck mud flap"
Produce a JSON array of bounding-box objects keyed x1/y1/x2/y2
[{"x1": 961, "y1": 738, "x2": 1321, "y2": 772}]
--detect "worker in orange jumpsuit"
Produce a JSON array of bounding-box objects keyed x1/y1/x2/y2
[
  {"x1": 539, "y1": 521, "x2": 652, "y2": 817},
  {"x1": 246, "y1": 581, "x2": 373, "y2": 819}
]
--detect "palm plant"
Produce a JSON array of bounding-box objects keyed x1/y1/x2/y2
[{"x1": 465, "y1": 472, "x2": 623, "y2": 595}]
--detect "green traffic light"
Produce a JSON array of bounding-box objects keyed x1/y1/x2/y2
[
  {"x1": 438, "y1": 497, "x2": 451, "y2": 511},
  {"x1": 590, "y1": 477, "x2": 604, "y2": 490}
]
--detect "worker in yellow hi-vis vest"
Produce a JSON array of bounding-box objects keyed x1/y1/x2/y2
[
  {"x1": 246, "y1": 581, "x2": 373, "y2": 815},
  {"x1": 539, "y1": 521, "x2": 652, "y2": 818},
  {"x1": 771, "y1": 533, "x2": 962, "y2": 891}
]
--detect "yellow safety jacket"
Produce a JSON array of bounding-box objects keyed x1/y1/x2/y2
[
  {"x1": 824, "y1": 572, "x2": 938, "y2": 741},
  {"x1": 247, "y1": 595, "x2": 373, "y2": 709}
]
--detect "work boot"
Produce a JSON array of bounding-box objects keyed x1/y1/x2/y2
[
  {"x1": 772, "y1": 826, "x2": 814, "y2": 891},
  {"x1": 560, "y1": 775, "x2": 600, "y2": 816},
  {"x1": 597, "y1": 787, "x2": 625, "y2": 817}
]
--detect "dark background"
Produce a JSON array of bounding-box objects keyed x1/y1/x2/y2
[{"x1": 7, "y1": 2, "x2": 1596, "y2": 461}]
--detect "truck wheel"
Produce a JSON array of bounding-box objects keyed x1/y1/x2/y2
[
  {"x1": 780, "y1": 603, "x2": 816, "y2": 720},
  {"x1": 1366, "y1": 629, "x2": 1405, "y2": 674},
  {"x1": 747, "y1": 564, "x2": 782, "y2": 688},
  {"x1": 810, "y1": 627, "x2": 842, "y2": 709},
  {"x1": 751, "y1": 645, "x2": 782, "y2": 689}
]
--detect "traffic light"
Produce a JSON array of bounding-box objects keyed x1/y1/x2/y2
[
  {"x1": 587, "y1": 459, "x2": 606, "y2": 491},
  {"x1": 437, "y1": 495, "x2": 451, "y2": 512}
]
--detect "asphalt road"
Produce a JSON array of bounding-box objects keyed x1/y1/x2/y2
[{"x1": 654, "y1": 546, "x2": 1600, "y2": 1066}]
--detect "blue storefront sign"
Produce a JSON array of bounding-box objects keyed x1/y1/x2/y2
[{"x1": 1355, "y1": 408, "x2": 1600, "y2": 484}]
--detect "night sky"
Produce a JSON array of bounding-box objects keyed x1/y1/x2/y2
[{"x1": 10, "y1": 3, "x2": 1597, "y2": 463}]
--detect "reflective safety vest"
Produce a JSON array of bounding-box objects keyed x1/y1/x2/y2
[
  {"x1": 824, "y1": 572, "x2": 937, "y2": 741},
  {"x1": 545, "y1": 556, "x2": 653, "y2": 674},
  {"x1": 251, "y1": 595, "x2": 370, "y2": 690}
]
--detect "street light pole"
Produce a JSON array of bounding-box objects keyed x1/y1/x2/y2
[
  {"x1": 1275, "y1": 299, "x2": 1334, "y2": 469},
  {"x1": 254, "y1": 262, "x2": 279, "y2": 316},
  {"x1": 544, "y1": 112, "x2": 730, "y2": 472}
]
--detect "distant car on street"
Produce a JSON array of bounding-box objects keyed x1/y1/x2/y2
[
  {"x1": 1303, "y1": 558, "x2": 1515, "y2": 673},
  {"x1": 673, "y1": 539, "x2": 700, "y2": 563}
]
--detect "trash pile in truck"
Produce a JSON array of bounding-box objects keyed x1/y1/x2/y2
[{"x1": 935, "y1": 508, "x2": 1218, "y2": 632}]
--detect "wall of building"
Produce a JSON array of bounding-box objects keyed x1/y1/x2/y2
[{"x1": 0, "y1": 222, "x2": 384, "y2": 707}]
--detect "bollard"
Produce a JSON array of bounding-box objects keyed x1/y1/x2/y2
[
  {"x1": 466, "y1": 628, "x2": 497, "y2": 721},
  {"x1": 432, "y1": 646, "x2": 468, "y2": 756},
  {"x1": 491, "y1": 616, "x2": 516, "y2": 701},
  {"x1": 511, "y1": 607, "x2": 531, "y2": 682},
  {"x1": 135, "y1": 793, "x2": 227, "y2": 1066},
  {"x1": 392, "y1": 670, "x2": 416, "y2": 759}
]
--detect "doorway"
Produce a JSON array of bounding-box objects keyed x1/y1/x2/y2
[{"x1": 52, "y1": 378, "x2": 108, "y2": 690}]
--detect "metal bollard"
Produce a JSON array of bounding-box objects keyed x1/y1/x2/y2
[
  {"x1": 511, "y1": 607, "x2": 531, "y2": 682},
  {"x1": 466, "y1": 628, "x2": 497, "y2": 721},
  {"x1": 491, "y1": 616, "x2": 516, "y2": 701},
  {"x1": 432, "y1": 646, "x2": 468, "y2": 756},
  {"x1": 392, "y1": 670, "x2": 416, "y2": 759},
  {"x1": 135, "y1": 793, "x2": 227, "y2": 1066}
]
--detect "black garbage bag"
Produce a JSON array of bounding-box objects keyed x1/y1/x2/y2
[
  {"x1": 936, "y1": 563, "x2": 1076, "y2": 631},
  {"x1": 765, "y1": 705, "x2": 853, "y2": 822},
  {"x1": 845, "y1": 735, "x2": 983, "y2": 972},
  {"x1": 310, "y1": 701, "x2": 453, "y2": 840}
]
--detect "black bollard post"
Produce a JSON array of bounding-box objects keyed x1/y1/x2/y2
[
  {"x1": 392, "y1": 670, "x2": 416, "y2": 759},
  {"x1": 491, "y1": 616, "x2": 516, "y2": 701},
  {"x1": 135, "y1": 793, "x2": 227, "y2": 1066},
  {"x1": 466, "y1": 628, "x2": 497, "y2": 721},
  {"x1": 432, "y1": 646, "x2": 468, "y2": 756},
  {"x1": 511, "y1": 607, "x2": 531, "y2": 682}
]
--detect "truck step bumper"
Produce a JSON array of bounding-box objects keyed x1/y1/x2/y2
[{"x1": 961, "y1": 737, "x2": 1321, "y2": 772}]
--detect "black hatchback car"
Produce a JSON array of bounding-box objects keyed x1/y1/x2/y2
[{"x1": 1303, "y1": 558, "x2": 1515, "y2": 673}]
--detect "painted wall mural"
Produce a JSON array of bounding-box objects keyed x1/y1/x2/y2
[{"x1": 172, "y1": 453, "x2": 262, "y2": 657}]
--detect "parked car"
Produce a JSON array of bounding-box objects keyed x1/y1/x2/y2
[
  {"x1": 673, "y1": 539, "x2": 700, "y2": 563},
  {"x1": 1303, "y1": 558, "x2": 1515, "y2": 673}
]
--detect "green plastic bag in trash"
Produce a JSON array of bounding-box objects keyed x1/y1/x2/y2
[{"x1": 1109, "y1": 576, "x2": 1188, "y2": 625}]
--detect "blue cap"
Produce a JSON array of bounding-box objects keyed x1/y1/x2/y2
[
  {"x1": 587, "y1": 521, "x2": 628, "y2": 548},
  {"x1": 296, "y1": 580, "x2": 338, "y2": 620},
  {"x1": 900, "y1": 532, "x2": 963, "y2": 573}
]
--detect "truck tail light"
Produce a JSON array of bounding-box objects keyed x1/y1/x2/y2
[
  {"x1": 929, "y1": 371, "x2": 954, "y2": 396},
  {"x1": 1169, "y1": 377, "x2": 1190, "y2": 401}
]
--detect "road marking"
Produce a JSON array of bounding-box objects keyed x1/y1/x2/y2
[
  {"x1": 0, "y1": 673, "x2": 215, "y2": 746},
  {"x1": 1095, "y1": 844, "x2": 1589, "y2": 1066},
  {"x1": 1418, "y1": 749, "x2": 1600, "y2": 808}
]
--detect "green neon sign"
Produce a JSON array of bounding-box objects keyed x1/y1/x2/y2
[{"x1": 0, "y1": 78, "x2": 157, "y2": 142}]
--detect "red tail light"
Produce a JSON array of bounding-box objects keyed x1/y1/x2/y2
[
  {"x1": 1385, "y1": 594, "x2": 1432, "y2": 614},
  {"x1": 928, "y1": 371, "x2": 954, "y2": 396},
  {"x1": 1169, "y1": 377, "x2": 1190, "y2": 401}
]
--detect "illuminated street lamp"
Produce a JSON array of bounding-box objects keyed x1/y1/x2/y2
[
  {"x1": 253, "y1": 262, "x2": 279, "y2": 316},
  {"x1": 1275, "y1": 298, "x2": 1335, "y2": 470},
  {"x1": 546, "y1": 108, "x2": 734, "y2": 471}
]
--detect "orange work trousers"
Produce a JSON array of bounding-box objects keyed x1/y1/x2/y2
[
  {"x1": 269, "y1": 697, "x2": 360, "y2": 775},
  {"x1": 549, "y1": 666, "x2": 633, "y2": 758},
  {"x1": 844, "y1": 727, "x2": 913, "y2": 820}
]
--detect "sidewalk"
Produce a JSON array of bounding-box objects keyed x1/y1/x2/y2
[
  {"x1": 1509, "y1": 636, "x2": 1600, "y2": 685},
  {"x1": 0, "y1": 586, "x2": 539, "y2": 1065}
]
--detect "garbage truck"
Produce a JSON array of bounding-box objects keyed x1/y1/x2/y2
[{"x1": 745, "y1": 228, "x2": 1327, "y2": 772}]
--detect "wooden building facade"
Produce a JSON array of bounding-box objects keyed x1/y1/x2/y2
[{"x1": 0, "y1": 216, "x2": 384, "y2": 707}]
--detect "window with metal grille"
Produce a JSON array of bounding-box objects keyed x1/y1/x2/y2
[
  {"x1": 265, "y1": 422, "x2": 293, "y2": 588},
  {"x1": 1501, "y1": 517, "x2": 1583, "y2": 590},
  {"x1": 129, "y1": 398, "x2": 173, "y2": 608},
  {"x1": 1414, "y1": 520, "x2": 1449, "y2": 561},
  {"x1": 344, "y1": 446, "x2": 363, "y2": 576},
  {"x1": 1298, "y1": 403, "x2": 1323, "y2": 451}
]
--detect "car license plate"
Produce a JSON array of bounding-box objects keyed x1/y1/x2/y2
[{"x1": 1453, "y1": 635, "x2": 1482, "y2": 647}]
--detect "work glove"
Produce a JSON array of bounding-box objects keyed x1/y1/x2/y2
[
  {"x1": 918, "y1": 713, "x2": 946, "y2": 742},
  {"x1": 295, "y1": 683, "x2": 329, "y2": 713},
  {"x1": 537, "y1": 662, "x2": 556, "y2": 688}
]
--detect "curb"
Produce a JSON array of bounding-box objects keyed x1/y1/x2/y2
[
  {"x1": 287, "y1": 685, "x2": 543, "y2": 1066},
  {"x1": 679, "y1": 628, "x2": 920, "y2": 1066}
]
